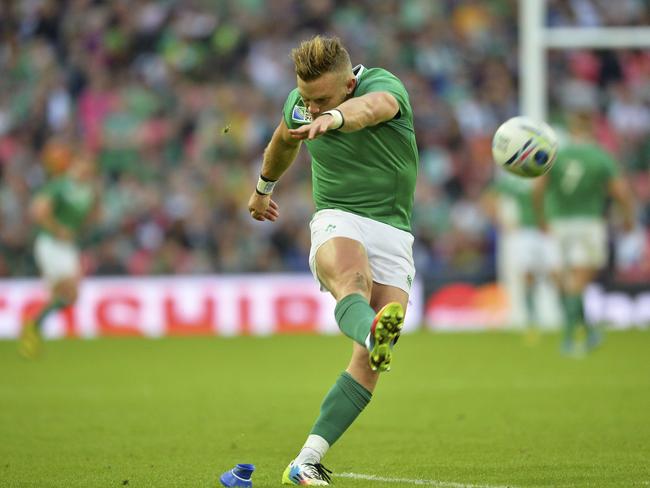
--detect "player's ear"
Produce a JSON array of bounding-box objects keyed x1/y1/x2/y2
[{"x1": 346, "y1": 77, "x2": 356, "y2": 94}]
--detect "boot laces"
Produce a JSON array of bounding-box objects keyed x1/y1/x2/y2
[{"x1": 303, "y1": 463, "x2": 332, "y2": 483}]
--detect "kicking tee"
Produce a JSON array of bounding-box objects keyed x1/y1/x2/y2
[
  {"x1": 545, "y1": 142, "x2": 620, "y2": 220},
  {"x1": 282, "y1": 65, "x2": 418, "y2": 232},
  {"x1": 37, "y1": 176, "x2": 95, "y2": 238}
]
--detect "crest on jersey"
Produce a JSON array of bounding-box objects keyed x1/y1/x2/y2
[{"x1": 292, "y1": 104, "x2": 312, "y2": 124}]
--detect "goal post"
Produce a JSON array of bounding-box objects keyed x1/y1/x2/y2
[
  {"x1": 519, "y1": 0, "x2": 650, "y2": 121},
  {"x1": 504, "y1": 0, "x2": 650, "y2": 328}
]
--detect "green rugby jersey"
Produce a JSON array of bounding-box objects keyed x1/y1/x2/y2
[
  {"x1": 38, "y1": 176, "x2": 95, "y2": 238},
  {"x1": 493, "y1": 171, "x2": 536, "y2": 227},
  {"x1": 545, "y1": 142, "x2": 619, "y2": 220},
  {"x1": 282, "y1": 65, "x2": 418, "y2": 231}
]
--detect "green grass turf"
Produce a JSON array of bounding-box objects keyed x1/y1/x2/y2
[{"x1": 1, "y1": 330, "x2": 649, "y2": 488}]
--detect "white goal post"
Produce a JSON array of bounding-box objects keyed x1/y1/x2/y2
[
  {"x1": 519, "y1": 0, "x2": 650, "y2": 121},
  {"x1": 502, "y1": 1, "x2": 650, "y2": 328}
]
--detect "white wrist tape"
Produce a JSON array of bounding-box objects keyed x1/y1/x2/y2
[
  {"x1": 256, "y1": 175, "x2": 277, "y2": 195},
  {"x1": 322, "y1": 109, "x2": 344, "y2": 130}
]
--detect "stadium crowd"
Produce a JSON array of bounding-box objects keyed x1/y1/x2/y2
[{"x1": 0, "y1": 0, "x2": 649, "y2": 287}]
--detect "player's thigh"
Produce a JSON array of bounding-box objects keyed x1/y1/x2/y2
[
  {"x1": 309, "y1": 210, "x2": 373, "y2": 300},
  {"x1": 34, "y1": 234, "x2": 81, "y2": 284},
  {"x1": 512, "y1": 230, "x2": 536, "y2": 271},
  {"x1": 552, "y1": 219, "x2": 607, "y2": 269},
  {"x1": 360, "y1": 216, "x2": 415, "y2": 296},
  {"x1": 52, "y1": 275, "x2": 81, "y2": 303},
  {"x1": 567, "y1": 267, "x2": 599, "y2": 293},
  {"x1": 515, "y1": 228, "x2": 560, "y2": 275},
  {"x1": 315, "y1": 237, "x2": 372, "y2": 300}
]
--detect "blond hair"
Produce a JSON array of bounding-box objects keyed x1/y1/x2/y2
[{"x1": 290, "y1": 35, "x2": 352, "y2": 81}]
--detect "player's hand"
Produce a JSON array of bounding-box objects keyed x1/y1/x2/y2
[
  {"x1": 248, "y1": 191, "x2": 280, "y2": 222},
  {"x1": 536, "y1": 219, "x2": 550, "y2": 234},
  {"x1": 53, "y1": 225, "x2": 74, "y2": 241},
  {"x1": 622, "y1": 218, "x2": 635, "y2": 234},
  {"x1": 288, "y1": 113, "x2": 336, "y2": 140}
]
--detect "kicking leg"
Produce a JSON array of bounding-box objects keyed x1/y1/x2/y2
[{"x1": 282, "y1": 244, "x2": 408, "y2": 484}]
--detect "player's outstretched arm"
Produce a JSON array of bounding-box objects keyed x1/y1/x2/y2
[
  {"x1": 289, "y1": 91, "x2": 399, "y2": 140},
  {"x1": 336, "y1": 91, "x2": 399, "y2": 132},
  {"x1": 248, "y1": 118, "x2": 301, "y2": 222},
  {"x1": 609, "y1": 176, "x2": 636, "y2": 232}
]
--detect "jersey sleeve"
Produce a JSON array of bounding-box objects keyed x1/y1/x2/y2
[{"x1": 356, "y1": 69, "x2": 412, "y2": 121}]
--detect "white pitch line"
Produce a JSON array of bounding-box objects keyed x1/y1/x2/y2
[{"x1": 337, "y1": 472, "x2": 517, "y2": 488}]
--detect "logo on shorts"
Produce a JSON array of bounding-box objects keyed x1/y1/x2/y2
[
  {"x1": 325, "y1": 224, "x2": 336, "y2": 233},
  {"x1": 406, "y1": 274, "x2": 413, "y2": 290}
]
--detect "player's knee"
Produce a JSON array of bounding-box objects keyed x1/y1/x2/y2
[
  {"x1": 339, "y1": 270, "x2": 372, "y2": 298},
  {"x1": 55, "y1": 280, "x2": 79, "y2": 304},
  {"x1": 353, "y1": 271, "x2": 372, "y2": 293}
]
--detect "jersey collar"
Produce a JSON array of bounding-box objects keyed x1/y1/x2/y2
[
  {"x1": 353, "y1": 64, "x2": 366, "y2": 83},
  {"x1": 352, "y1": 64, "x2": 366, "y2": 97}
]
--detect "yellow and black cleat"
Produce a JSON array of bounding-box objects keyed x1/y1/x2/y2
[
  {"x1": 369, "y1": 302, "x2": 404, "y2": 372},
  {"x1": 18, "y1": 320, "x2": 42, "y2": 359}
]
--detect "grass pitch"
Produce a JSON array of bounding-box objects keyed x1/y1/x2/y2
[{"x1": 1, "y1": 330, "x2": 649, "y2": 488}]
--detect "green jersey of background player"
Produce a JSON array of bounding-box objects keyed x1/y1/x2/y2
[
  {"x1": 491, "y1": 171, "x2": 537, "y2": 229},
  {"x1": 533, "y1": 111, "x2": 635, "y2": 355},
  {"x1": 247, "y1": 35, "x2": 418, "y2": 485},
  {"x1": 19, "y1": 153, "x2": 98, "y2": 358}
]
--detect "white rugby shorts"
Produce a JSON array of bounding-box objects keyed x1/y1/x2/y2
[
  {"x1": 34, "y1": 233, "x2": 81, "y2": 283},
  {"x1": 550, "y1": 218, "x2": 607, "y2": 269},
  {"x1": 512, "y1": 228, "x2": 561, "y2": 273},
  {"x1": 308, "y1": 209, "x2": 415, "y2": 294}
]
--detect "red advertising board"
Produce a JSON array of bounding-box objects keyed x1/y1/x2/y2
[
  {"x1": 0, "y1": 275, "x2": 423, "y2": 339},
  {"x1": 425, "y1": 283, "x2": 510, "y2": 331}
]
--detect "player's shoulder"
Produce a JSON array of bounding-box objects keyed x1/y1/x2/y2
[
  {"x1": 284, "y1": 87, "x2": 301, "y2": 105},
  {"x1": 577, "y1": 142, "x2": 617, "y2": 167},
  {"x1": 355, "y1": 65, "x2": 406, "y2": 92},
  {"x1": 557, "y1": 142, "x2": 597, "y2": 161},
  {"x1": 355, "y1": 65, "x2": 412, "y2": 121}
]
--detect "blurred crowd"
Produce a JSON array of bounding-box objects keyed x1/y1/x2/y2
[{"x1": 0, "y1": 0, "x2": 649, "y2": 287}]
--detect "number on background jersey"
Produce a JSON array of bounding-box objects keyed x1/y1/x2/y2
[{"x1": 560, "y1": 159, "x2": 585, "y2": 194}]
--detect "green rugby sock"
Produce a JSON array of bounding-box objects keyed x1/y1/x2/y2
[
  {"x1": 524, "y1": 284, "x2": 535, "y2": 325},
  {"x1": 34, "y1": 298, "x2": 68, "y2": 332},
  {"x1": 334, "y1": 294, "x2": 375, "y2": 346},
  {"x1": 562, "y1": 294, "x2": 583, "y2": 344},
  {"x1": 310, "y1": 372, "x2": 372, "y2": 446}
]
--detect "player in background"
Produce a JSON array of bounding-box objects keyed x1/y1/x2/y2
[
  {"x1": 533, "y1": 111, "x2": 635, "y2": 355},
  {"x1": 247, "y1": 36, "x2": 418, "y2": 485},
  {"x1": 19, "y1": 152, "x2": 100, "y2": 358},
  {"x1": 482, "y1": 170, "x2": 559, "y2": 342}
]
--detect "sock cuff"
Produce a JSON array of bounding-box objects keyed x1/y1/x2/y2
[
  {"x1": 338, "y1": 371, "x2": 372, "y2": 409},
  {"x1": 334, "y1": 293, "x2": 369, "y2": 323}
]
